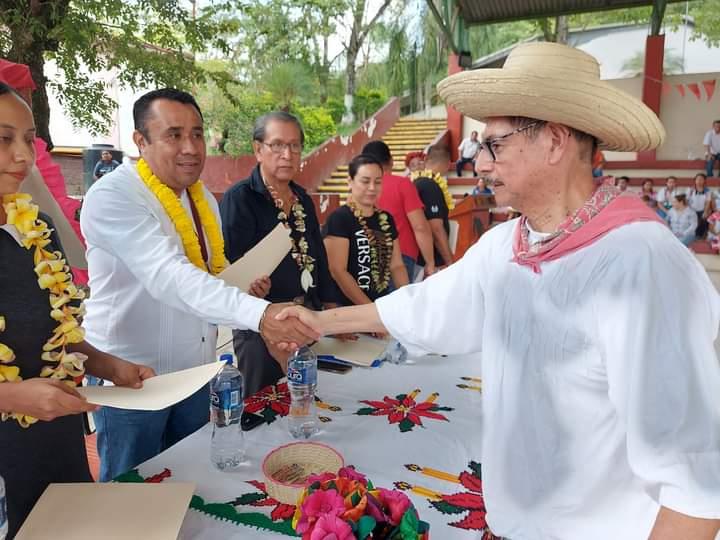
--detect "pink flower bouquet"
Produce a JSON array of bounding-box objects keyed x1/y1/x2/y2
[{"x1": 292, "y1": 466, "x2": 430, "y2": 539}]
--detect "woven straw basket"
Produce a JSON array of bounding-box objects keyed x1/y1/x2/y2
[{"x1": 262, "y1": 442, "x2": 344, "y2": 505}]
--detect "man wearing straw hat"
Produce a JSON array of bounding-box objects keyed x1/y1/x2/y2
[{"x1": 277, "y1": 42, "x2": 720, "y2": 539}]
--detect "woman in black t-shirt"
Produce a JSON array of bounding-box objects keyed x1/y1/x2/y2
[{"x1": 324, "y1": 154, "x2": 409, "y2": 307}]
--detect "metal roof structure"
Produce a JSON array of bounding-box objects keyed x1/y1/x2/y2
[
  {"x1": 455, "y1": 0, "x2": 686, "y2": 26},
  {"x1": 428, "y1": 0, "x2": 684, "y2": 59}
]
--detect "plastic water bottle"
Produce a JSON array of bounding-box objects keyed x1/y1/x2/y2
[
  {"x1": 210, "y1": 354, "x2": 245, "y2": 471},
  {"x1": 287, "y1": 346, "x2": 319, "y2": 439},
  {"x1": 380, "y1": 338, "x2": 408, "y2": 364},
  {"x1": 0, "y1": 474, "x2": 7, "y2": 540}
]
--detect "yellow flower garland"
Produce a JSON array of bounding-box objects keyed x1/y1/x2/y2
[
  {"x1": 136, "y1": 159, "x2": 227, "y2": 275},
  {"x1": 411, "y1": 169, "x2": 455, "y2": 211},
  {"x1": 0, "y1": 193, "x2": 88, "y2": 428}
]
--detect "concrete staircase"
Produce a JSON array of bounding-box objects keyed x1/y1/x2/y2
[{"x1": 317, "y1": 118, "x2": 447, "y2": 201}]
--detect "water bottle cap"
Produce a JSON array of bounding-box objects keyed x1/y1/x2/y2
[{"x1": 219, "y1": 353, "x2": 234, "y2": 365}]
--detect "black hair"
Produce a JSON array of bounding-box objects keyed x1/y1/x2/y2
[
  {"x1": 674, "y1": 193, "x2": 688, "y2": 205},
  {"x1": 361, "y1": 140, "x2": 392, "y2": 166},
  {"x1": 348, "y1": 154, "x2": 383, "y2": 179},
  {"x1": 0, "y1": 82, "x2": 22, "y2": 99},
  {"x1": 253, "y1": 111, "x2": 305, "y2": 146},
  {"x1": 133, "y1": 88, "x2": 203, "y2": 141}
]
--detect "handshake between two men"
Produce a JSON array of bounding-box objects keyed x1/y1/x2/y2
[{"x1": 258, "y1": 302, "x2": 388, "y2": 371}]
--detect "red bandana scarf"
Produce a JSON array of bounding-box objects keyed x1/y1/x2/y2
[{"x1": 512, "y1": 182, "x2": 664, "y2": 273}]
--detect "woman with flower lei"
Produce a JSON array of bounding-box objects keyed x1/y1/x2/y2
[
  {"x1": 0, "y1": 83, "x2": 154, "y2": 538},
  {"x1": 324, "y1": 154, "x2": 409, "y2": 311}
]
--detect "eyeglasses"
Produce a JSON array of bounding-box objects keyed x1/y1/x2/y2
[
  {"x1": 478, "y1": 121, "x2": 543, "y2": 162},
  {"x1": 261, "y1": 141, "x2": 303, "y2": 154}
]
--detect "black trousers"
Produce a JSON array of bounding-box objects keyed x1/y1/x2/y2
[
  {"x1": 696, "y1": 211, "x2": 709, "y2": 238},
  {"x1": 233, "y1": 329, "x2": 285, "y2": 398}
]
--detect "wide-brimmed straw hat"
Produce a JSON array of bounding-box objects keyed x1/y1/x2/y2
[{"x1": 437, "y1": 42, "x2": 665, "y2": 152}]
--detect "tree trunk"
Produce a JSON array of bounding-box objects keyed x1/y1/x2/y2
[
  {"x1": 555, "y1": 16, "x2": 569, "y2": 44},
  {"x1": 342, "y1": 0, "x2": 365, "y2": 125},
  {"x1": 8, "y1": 37, "x2": 53, "y2": 149},
  {"x1": 342, "y1": 48, "x2": 358, "y2": 124},
  {"x1": 26, "y1": 50, "x2": 53, "y2": 149}
]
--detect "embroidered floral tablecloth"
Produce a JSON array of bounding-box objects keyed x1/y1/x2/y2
[{"x1": 129, "y1": 353, "x2": 491, "y2": 539}]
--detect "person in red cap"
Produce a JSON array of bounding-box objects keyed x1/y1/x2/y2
[{"x1": 403, "y1": 150, "x2": 425, "y2": 176}]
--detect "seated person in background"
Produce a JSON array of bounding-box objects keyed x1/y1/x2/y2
[
  {"x1": 403, "y1": 151, "x2": 425, "y2": 176},
  {"x1": 687, "y1": 172, "x2": 713, "y2": 238},
  {"x1": 92, "y1": 150, "x2": 120, "y2": 181},
  {"x1": 641, "y1": 194, "x2": 666, "y2": 221},
  {"x1": 656, "y1": 175, "x2": 680, "y2": 211},
  {"x1": 411, "y1": 145, "x2": 455, "y2": 268},
  {"x1": 615, "y1": 175, "x2": 629, "y2": 192},
  {"x1": 667, "y1": 193, "x2": 698, "y2": 246},
  {"x1": 456, "y1": 131, "x2": 479, "y2": 177},
  {"x1": 472, "y1": 176, "x2": 493, "y2": 196},
  {"x1": 640, "y1": 178, "x2": 655, "y2": 200},
  {"x1": 324, "y1": 154, "x2": 408, "y2": 307},
  {"x1": 220, "y1": 111, "x2": 336, "y2": 396},
  {"x1": 704, "y1": 119, "x2": 720, "y2": 177}
]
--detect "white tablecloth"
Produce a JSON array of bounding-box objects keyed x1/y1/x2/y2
[{"x1": 129, "y1": 353, "x2": 487, "y2": 539}]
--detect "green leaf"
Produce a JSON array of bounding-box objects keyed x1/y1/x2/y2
[
  {"x1": 398, "y1": 418, "x2": 416, "y2": 432},
  {"x1": 430, "y1": 500, "x2": 466, "y2": 515},
  {"x1": 112, "y1": 469, "x2": 145, "y2": 483},
  {"x1": 356, "y1": 407, "x2": 376, "y2": 416},
  {"x1": 357, "y1": 515, "x2": 377, "y2": 539},
  {"x1": 397, "y1": 508, "x2": 420, "y2": 539}
]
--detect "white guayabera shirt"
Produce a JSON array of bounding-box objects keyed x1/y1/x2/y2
[
  {"x1": 376, "y1": 218, "x2": 720, "y2": 540},
  {"x1": 80, "y1": 163, "x2": 269, "y2": 375}
]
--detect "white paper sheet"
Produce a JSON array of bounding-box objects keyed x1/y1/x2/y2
[
  {"x1": 16, "y1": 483, "x2": 195, "y2": 540},
  {"x1": 77, "y1": 362, "x2": 223, "y2": 411},
  {"x1": 311, "y1": 335, "x2": 389, "y2": 367},
  {"x1": 217, "y1": 223, "x2": 292, "y2": 291}
]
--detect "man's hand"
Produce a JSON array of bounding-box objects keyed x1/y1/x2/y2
[
  {"x1": 423, "y1": 264, "x2": 436, "y2": 278},
  {"x1": 108, "y1": 357, "x2": 156, "y2": 388},
  {"x1": 274, "y1": 305, "x2": 325, "y2": 338},
  {"x1": 260, "y1": 304, "x2": 321, "y2": 349},
  {"x1": 0, "y1": 379, "x2": 99, "y2": 421},
  {"x1": 249, "y1": 276, "x2": 271, "y2": 299},
  {"x1": 262, "y1": 336, "x2": 292, "y2": 373}
]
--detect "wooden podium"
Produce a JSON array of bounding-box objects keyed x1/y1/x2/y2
[{"x1": 449, "y1": 194, "x2": 496, "y2": 260}]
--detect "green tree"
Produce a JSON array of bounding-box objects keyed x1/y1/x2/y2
[
  {"x1": 621, "y1": 48, "x2": 685, "y2": 76},
  {"x1": 0, "y1": 0, "x2": 242, "y2": 147},
  {"x1": 261, "y1": 62, "x2": 317, "y2": 111}
]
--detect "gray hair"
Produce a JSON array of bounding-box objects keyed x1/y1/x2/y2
[{"x1": 252, "y1": 111, "x2": 305, "y2": 145}]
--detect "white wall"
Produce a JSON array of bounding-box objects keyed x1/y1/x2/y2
[{"x1": 46, "y1": 60, "x2": 148, "y2": 156}]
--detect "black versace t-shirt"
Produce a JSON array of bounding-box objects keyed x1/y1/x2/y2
[
  {"x1": 415, "y1": 177, "x2": 450, "y2": 266},
  {"x1": 324, "y1": 205, "x2": 398, "y2": 306}
]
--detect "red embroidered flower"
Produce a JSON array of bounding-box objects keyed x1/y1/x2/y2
[
  {"x1": 428, "y1": 461, "x2": 499, "y2": 537},
  {"x1": 244, "y1": 480, "x2": 296, "y2": 521},
  {"x1": 356, "y1": 390, "x2": 453, "y2": 433},
  {"x1": 244, "y1": 382, "x2": 290, "y2": 423}
]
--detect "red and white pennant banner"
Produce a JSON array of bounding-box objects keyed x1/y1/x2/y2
[{"x1": 662, "y1": 79, "x2": 717, "y2": 101}]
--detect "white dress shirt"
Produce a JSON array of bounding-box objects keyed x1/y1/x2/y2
[
  {"x1": 80, "y1": 163, "x2": 269, "y2": 375},
  {"x1": 704, "y1": 129, "x2": 720, "y2": 154},
  {"x1": 376, "y1": 219, "x2": 720, "y2": 540},
  {"x1": 458, "y1": 138, "x2": 481, "y2": 159}
]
